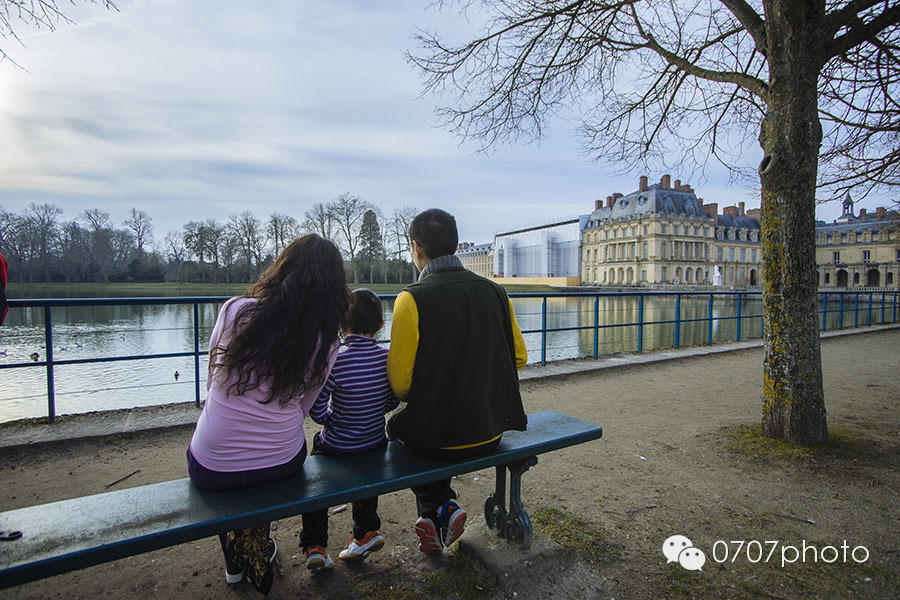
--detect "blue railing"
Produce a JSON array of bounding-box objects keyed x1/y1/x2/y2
[{"x1": 3, "y1": 290, "x2": 897, "y2": 422}]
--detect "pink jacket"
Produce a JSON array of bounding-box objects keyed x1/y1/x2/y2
[{"x1": 189, "y1": 297, "x2": 338, "y2": 472}]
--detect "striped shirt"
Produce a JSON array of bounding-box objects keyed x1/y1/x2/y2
[{"x1": 309, "y1": 334, "x2": 399, "y2": 453}]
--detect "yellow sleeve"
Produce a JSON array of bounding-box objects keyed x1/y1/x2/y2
[
  {"x1": 508, "y1": 298, "x2": 528, "y2": 370},
  {"x1": 387, "y1": 290, "x2": 419, "y2": 401}
]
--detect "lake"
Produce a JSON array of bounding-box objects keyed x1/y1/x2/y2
[{"x1": 0, "y1": 290, "x2": 766, "y2": 422}]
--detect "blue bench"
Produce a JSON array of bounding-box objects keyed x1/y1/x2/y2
[{"x1": 0, "y1": 410, "x2": 602, "y2": 589}]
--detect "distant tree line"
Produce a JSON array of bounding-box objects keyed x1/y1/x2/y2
[{"x1": 0, "y1": 194, "x2": 419, "y2": 285}]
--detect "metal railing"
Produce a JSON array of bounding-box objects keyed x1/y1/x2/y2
[{"x1": 3, "y1": 290, "x2": 897, "y2": 422}]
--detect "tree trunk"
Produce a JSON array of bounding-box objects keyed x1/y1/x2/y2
[{"x1": 758, "y1": 0, "x2": 828, "y2": 445}]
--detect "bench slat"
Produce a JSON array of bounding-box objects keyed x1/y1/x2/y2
[{"x1": 0, "y1": 410, "x2": 601, "y2": 588}]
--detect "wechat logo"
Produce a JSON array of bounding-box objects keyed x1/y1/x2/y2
[{"x1": 663, "y1": 535, "x2": 706, "y2": 571}]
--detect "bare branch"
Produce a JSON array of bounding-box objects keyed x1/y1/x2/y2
[{"x1": 718, "y1": 0, "x2": 767, "y2": 55}]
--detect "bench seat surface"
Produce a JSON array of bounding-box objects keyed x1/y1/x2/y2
[{"x1": 0, "y1": 410, "x2": 601, "y2": 588}]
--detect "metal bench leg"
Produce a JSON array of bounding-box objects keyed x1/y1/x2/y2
[{"x1": 484, "y1": 456, "x2": 538, "y2": 546}]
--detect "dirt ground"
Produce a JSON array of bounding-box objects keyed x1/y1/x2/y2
[{"x1": 1, "y1": 329, "x2": 898, "y2": 599}]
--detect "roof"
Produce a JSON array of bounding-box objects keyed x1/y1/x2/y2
[
  {"x1": 716, "y1": 214, "x2": 760, "y2": 230},
  {"x1": 583, "y1": 184, "x2": 713, "y2": 229}
]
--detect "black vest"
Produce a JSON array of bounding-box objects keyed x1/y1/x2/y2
[{"x1": 387, "y1": 267, "x2": 527, "y2": 449}]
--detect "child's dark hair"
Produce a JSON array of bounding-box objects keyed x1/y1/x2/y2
[
  {"x1": 408, "y1": 208, "x2": 458, "y2": 259},
  {"x1": 347, "y1": 288, "x2": 384, "y2": 336}
]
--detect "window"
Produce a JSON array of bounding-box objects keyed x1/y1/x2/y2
[
  {"x1": 661, "y1": 267, "x2": 667, "y2": 281},
  {"x1": 643, "y1": 242, "x2": 648, "y2": 259},
  {"x1": 752, "y1": 249, "x2": 758, "y2": 263},
  {"x1": 631, "y1": 227, "x2": 637, "y2": 236},
  {"x1": 729, "y1": 247, "x2": 735, "y2": 262},
  {"x1": 863, "y1": 250, "x2": 870, "y2": 263},
  {"x1": 661, "y1": 224, "x2": 668, "y2": 234},
  {"x1": 674, "y1": 224, "x2": 680, "y2": 234},
  {"x1": 643, "y1": 225, "x2": 649, "y2": 235},
  {"x1": 833, "y1": 251, "x2": 840, "y2": 263},
  {"x1": 740, "y1": 248, "x2": 746, "y2": 262},
  {"x1": 605, "y1": 230, "x2": 609, "y2": 240},
  {"x1": 717, "y1": 247, "x2": 723, "y2": 261},
  {"x1": 641, "y1": 269, "x2": 647, "y2": 281},
  {"x1": 613, "y1": 229, "x2": 618, "y2": 238},
  {"x1": 604, "y1": 245, "x2": 609, "y2": 261},
  {"x1": 693, "y1": 226, "x2": 699, "y2": 236},
  {"x1": 825, "y1": 273, "x2": 830, "y2": 284},
  {"x1": 661, "y1": 242, "x2": 668, "y2": 259},
  {"x1": 896, "y1": 249, "x2": 900, "y2": 262}
]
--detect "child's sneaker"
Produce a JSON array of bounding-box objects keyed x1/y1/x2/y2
[
  {"x1": 305, "y1": 545, "x2": 334, "y2": 573},
  {"x1": 414, "y1": 517, "x2": 443, "y2": 554},
  {"x1": 338, "y1": 530, "x2": 385, "y2": 561},
  {"x1": 438, "y1": 500, "x2": 467, "y2": 547}
]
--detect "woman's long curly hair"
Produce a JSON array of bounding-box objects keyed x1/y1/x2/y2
[{"x1": 215, "y1": 234, "x2": 350, "y2": 406}]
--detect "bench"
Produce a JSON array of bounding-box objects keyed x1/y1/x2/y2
[{"x1": 0, "y1": 410, "x2": 602, "y2": 589}]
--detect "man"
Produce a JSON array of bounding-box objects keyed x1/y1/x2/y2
[{"x1": 387, "y1": 208, "x2": 528, "y2": 554}]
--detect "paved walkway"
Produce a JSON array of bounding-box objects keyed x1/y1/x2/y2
[{"x1": 2, "y1": 323, "x2": 896, "y2": 450}]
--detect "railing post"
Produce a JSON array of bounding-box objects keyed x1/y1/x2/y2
[
  {"x1": 674, "y1": 294, "x2": 681, "y2": 349},
  {"x1": 707, "y1": 294, "x2": 713, "y2": 345},
  {"x1": 736, "y1": 293, "x2": 742, "y2": 342},
  {"x1": 867, "y1": 293, "x2": 873, "y2": 326},
  {"x1": 839, "y1": 293, "x2": 844, "y2": 329},
  {"x1": 821, "y1": 293, "x2": 828, "y2": 332},
  {"x1": 891, "y1": 292, "x2": 897, "y2": 323},
  {"x1": 637, "y1": 295, "x2": 644, "y2": 353},
  {"x1": 854, "y1": 293, "x2": 859, "y2": 328},
  {"x1": 881, "y1": 292, "x2": 886, "y2": 325},
  {"x1": 593, "y1": 295, "x2": 599, "y2": 359},
  {"x1": 44, "y1": 306, "x2": 56, "y2": 424},
  {"x1": 541, "y1": 296, "x2": 547, "y2": 365},
  {"x1": 193, "y1": 302, "x2": 201, "y2": 408}
]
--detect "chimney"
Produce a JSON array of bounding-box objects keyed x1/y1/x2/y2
[
  {"x1": 661, "y1": 174, "x2": 671, "y2": 189},
  {"x1": 606, "y1": 195, "x2": 614, "y2": 208},
  {"x1": 746, "y1": 208, "x2": 761, "y2": 221},
  {"x1": 697, "y1": 197, "x2": 704, "y2": 205},
  {"x1": 612, "y1": 192, "x2": 623, "y2": 200},
  {"x1": 639, "y1": 175, "x2": 648, "y2": 192},
  {"x1": 594, "y1": 199, "x2": 601, "y2": 210},
  {"x1": 739, "y1": 201, "x2": 746, "y2": 216},
  {"x1": 723, "y1": 206, "x2": 738, "y2": 218},
  {"x1": 859, "y1": 208, "x2": 867, "y2": 219},
  {"x1": 702, "y1": 203, "x2": 718, "y2": 219},
  {"x1": 876, "y1": 206, "x2": 886, "y2": 218},
  {"x1": 674, "y1": 179, "x2": 681, "y2": 190}
]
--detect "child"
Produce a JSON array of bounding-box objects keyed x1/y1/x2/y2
[{"x1": 300, "y1": 288, "x2": 399, "y2": 571}]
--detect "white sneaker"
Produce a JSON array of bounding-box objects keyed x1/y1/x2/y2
[
  {"x1": 305, "y1": 545, "x2": 335, "y2": 573},
  {"x1": 338, "y1": 530, "x2": 385, "y2": 561}
]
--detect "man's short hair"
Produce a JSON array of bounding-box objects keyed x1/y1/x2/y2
[
  {"x1": 347, "y1": 288, "x2": 383, "y2": 335},
  {"x1": 408, "y1": 209, "x2": 458, "y2": 259}
]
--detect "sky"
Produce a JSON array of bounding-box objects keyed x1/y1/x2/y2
[{"x1": 0, "y1": 0, "x2": 891, "y2": 249}]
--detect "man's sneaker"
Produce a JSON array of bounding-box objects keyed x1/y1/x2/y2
[
  {"x1": 225, "y1": 537, "x2": 277, "y2": 584},
  {"x1": 438, "y1": 500, "x2": 467, "y2": 547},
  {"x1": 338, "y1": 530, "x2": 385, "y2": 561},
  {"x1": 414, "y1": 517, "x2": 443, "y2": 554},
  {"x1": 305, "y1": 545, "x2": 335, "y2": 573}
]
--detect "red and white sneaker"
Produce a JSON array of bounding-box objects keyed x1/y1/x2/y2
[
  {"x1": 414, "y1": 517, "x2": 443, "y2": 554},
  {"x1": 338, "y1": 530, "x2": 385, "y2": 561},
  {"x1": 439, "y1": 500, "x2": 467, "y2": 547}
]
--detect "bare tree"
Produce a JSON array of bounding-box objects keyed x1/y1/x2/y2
[
  {"x1": 123, "y1": 208, "x2": 153, "y2": 254},
  {"x1": 229, "y1": 211, "x2": 267, "y2": 280},
  {"x1": 329, "y1": 193, "x2": 374, "y2": 284},
  {"x1": 410, "y1": 1, "x2": 900, "y2": 445},
  {"x1": 1, "y1": 0, "x2": 117, "y2": 68},
  {"x1": 388, "y1": 206, "x2": 419, "y2": 281},
  {"x1": 267, "y1": 212, "x2": 298, "y2": 256},
  {"x1": 24, "y1": 203, "x2": 62, "y2": 282},
  {"x1": 303, "y1": 203, "x2": 335, "y2": 240},
  {"x1": 164, "y1": 231, "x2": 186, "y2": 282}
]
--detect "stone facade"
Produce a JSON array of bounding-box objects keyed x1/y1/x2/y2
[
  {"x1": 815, "y1": 197, "x2": 899, "y2": 289},
  {"x1": 456, "y1": 242, "x2": 494, "y2": 279},
  {"x1": 580, "y1": 175, "x2": 762, "y2": 287}
]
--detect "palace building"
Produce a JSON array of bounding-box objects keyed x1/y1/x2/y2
[
  {"x1": 580, "y1": 175, "x2": 761, "y2": 287},
  {"x1": 816, "y1": 195, "x2": 899, "y2": 289},
  {"x1": 456, "y1": 242, "x2": 494, "y2": 279}
]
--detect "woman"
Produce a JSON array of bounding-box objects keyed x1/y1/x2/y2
[{"x1": 187, "y1": 234, "x2": 350, "y2": 594}]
